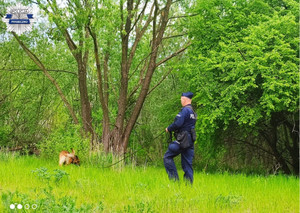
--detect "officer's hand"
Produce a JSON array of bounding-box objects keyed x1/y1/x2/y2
[{"x1": 165, "y1": 128, "x2": 169, "y2": 132}]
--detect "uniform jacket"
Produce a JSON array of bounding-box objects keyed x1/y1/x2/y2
[{"x1": 167, "y1": 104, "x2": 197, "y2": 133}]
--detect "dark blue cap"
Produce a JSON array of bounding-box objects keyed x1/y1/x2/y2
[{"x1": 181, "y1": 92, "x2": 193, "y2": 99}]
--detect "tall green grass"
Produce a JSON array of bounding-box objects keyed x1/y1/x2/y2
[{"x1": 0, "y1": 153, "x2": 298, "y2": 212}]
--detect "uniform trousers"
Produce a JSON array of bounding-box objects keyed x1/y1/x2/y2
[{"x1": 163, "y1": 139, "x2": 194, "y2": 184}]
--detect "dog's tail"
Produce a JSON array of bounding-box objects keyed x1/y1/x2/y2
[{"x1": 66, "y1": 148, "x2": 75, "y2": 158}]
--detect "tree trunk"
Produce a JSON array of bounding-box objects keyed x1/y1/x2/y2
[
  {"x1": 65, "y1": 27, "x2": 94, "y2": 143},
  {"x1": 121, "y1": 0, "x2": 172, "y2": 153},
  {"x1": 89, "y1": 0, "x2": 179, "y2": 155},
  {"x1": 77, "y1": 61, "x2": 93, "y2": 138},
  {"x1": 268, "y1": 113, "x2": 291, "y2": 174},
  {"x1": 283, "y1": 114, "x2": 299, "y2": 175},
  {"x1": 108, "y1": 0, "x2": 134, "y2": 154}
]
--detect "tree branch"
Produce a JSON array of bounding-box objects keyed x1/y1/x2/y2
[
  {"x1": 127, "y1": 59, "x2": 148, "y2": 101},
  {"x1": 147, "y1": 68, "x2": 173, "y2": 96},
  {"x1": 127, "y1": 2, "x2": 154, "y2": 71},
  {"x1": 129, "y1": 0, "x2": 148, "y2": 33},
  {"x1": 41, "y1": 1, "x2": 79, "y2": 59},
  {"x1": 11, "y1": 32, "x2": 80, "y2": 126},
  {"x1": 0, "y1": 81, "x2": 23, "y2": 104},
  {"x1": 83, "y1": 27, "x2": 89, "y2": 66},
  {"x1": 120, "y1": 0, "x2": 124, "y2": 32},
  {"x1": 103, "y1": 48, "x2": 110, "y2": 108},
  {"x1": 234, "y1": 138, "x2": 274, "y2": 157},
  {"x1": 238, "y1": 48, "x2": 247, "y2": 61},
  {"x1": 87, "y1": 26, "x2": 106, "y2": 110},
  {"x1": 0, "y1": 69, "x2": 77, "y2": 75},
  {"x1": 162, "y1": 33, "x2": 187, "y2": 40},
  {"x1": 168, "y1": 13, "x2": 199, "y2": 20},
  {"x1": 155, "y1": 42, "x2": 191, "y2": 67}
]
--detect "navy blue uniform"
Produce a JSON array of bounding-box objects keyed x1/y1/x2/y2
[{"x1": 164, "y1": 104, "x2": 197, "y2": 184}]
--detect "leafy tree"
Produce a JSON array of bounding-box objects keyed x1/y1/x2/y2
[
  {"x1": 1, "y1": 0, "x2": 190, "y2": 155},
  {"x1": 188, "y1": 0, "x2": 299, "y2": 174}
]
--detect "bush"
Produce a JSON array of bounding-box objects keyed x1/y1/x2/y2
[
  {"x1": 0, "y1": 125, "x2": 12, "y2": 147},
  {"x1": 31, "y1": 167, "x2": 69, "y2": 185},
  {"x1": 38, "y1": 124, "x2": 89, "y2": 162}
]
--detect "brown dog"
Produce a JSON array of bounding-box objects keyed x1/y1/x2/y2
[{"x1": 59, "y1": 149, "x2": 80, "y2": 166}]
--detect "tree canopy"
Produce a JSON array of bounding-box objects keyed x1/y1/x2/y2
[{"x1": 187, "y1": 0, "x2": 299, "y2": 174}]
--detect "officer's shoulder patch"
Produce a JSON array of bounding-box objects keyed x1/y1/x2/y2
[{"x1": 190, "y1": 114, "x2": 196, "y2": 119}]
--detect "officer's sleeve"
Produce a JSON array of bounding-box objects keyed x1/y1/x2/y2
[{"x1": 167, "y1": 111, "x2": 185, "y2": 132}]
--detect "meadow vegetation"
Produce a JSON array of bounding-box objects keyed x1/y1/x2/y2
[{"x1": 0, "y1": 153, "x2": 298, "y2": 212}]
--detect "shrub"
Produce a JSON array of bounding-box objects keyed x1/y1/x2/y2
[{"x1": 38, "y1": 124, "x2": 89, "y2": 162}]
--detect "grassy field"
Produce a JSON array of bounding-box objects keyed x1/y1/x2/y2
[{"x1": 0, "y1": 153, "x2": 298, "y2": 213}]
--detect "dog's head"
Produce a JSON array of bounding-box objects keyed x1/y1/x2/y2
[
  {"x1": 69, "y1": 149, "x2": 80, "y2": 166},
  {"x1": 71, "y1": 155, "x2": 80, "y2": 166}
]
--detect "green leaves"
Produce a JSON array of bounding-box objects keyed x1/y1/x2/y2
[
  {"x1": 185, "y1": 0, "x2": 299, "y2": 174},
  {"x1": 188, "y1": 0, "x2": 299, "y2": 130}
]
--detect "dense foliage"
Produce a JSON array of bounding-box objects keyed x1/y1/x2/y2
[{"x1": 187, "y1": 0, "x2": 299, "y2": 174}]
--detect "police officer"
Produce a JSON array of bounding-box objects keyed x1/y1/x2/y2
[{"x1": 164, "y1": 92, "x2": 197, "y2": 184}]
